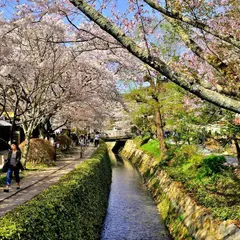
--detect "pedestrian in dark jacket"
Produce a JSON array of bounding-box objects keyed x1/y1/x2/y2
[{"x1": 4, "y1": 142, "x2": 23, "y2": 192}]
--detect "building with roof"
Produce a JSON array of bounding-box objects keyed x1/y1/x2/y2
[{"x1": 0, "y1": 119, "x2": 11, "y2": 142}]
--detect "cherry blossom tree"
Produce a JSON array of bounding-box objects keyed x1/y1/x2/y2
[
  {"x1": 0, "y1": 10, "x2": 124, "y2": 163},
  {"x1": 66, "y1": 0, "x2": 240, "y2": 113},
  {"x1": 7, "y1": 0, "x2": 240, "y2": 156},
  {"x1": 53, "y1": 50, "x2": 123, "y2": 132},
  {"x1": 3, "y1": 1, "x2": 239, "y2": 113}
]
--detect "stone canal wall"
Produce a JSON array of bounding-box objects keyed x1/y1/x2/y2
[{"x1": 121, "y1": 140, "x2": 240, "y2": 240}]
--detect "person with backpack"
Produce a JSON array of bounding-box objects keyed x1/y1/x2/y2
[{"x1": 3, "y1": 142, "x2": 24, "y2": 192}]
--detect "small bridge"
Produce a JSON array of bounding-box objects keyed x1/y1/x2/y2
[
  {"x1": 102, "y1": 135, "x2": 132, "y2": 142},
  {"x1": 103, "y1": 135, "x2": 132, "y2": 153}
]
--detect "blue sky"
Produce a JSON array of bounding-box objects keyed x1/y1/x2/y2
[
  {"x1": 1, "y1": 0, "x2": 130, "y2": 20},
  {"x1": 106, "y1": 0, "x2": 129, "y2": 12}
]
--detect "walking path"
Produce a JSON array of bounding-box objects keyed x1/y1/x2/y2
[{"x1": 0, "y1": 146, "x2": 95, "y2": 217}]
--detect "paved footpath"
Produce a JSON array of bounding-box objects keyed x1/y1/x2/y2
[{"x1": 0, "y1": 146, "x2": 95, "y2": 217}]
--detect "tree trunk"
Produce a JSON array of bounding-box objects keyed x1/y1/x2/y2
[
  {"x1": 10, "y1": 116, "x2": 16, "y2": 143},
  {"x1": 154, "y1": 102, "x2": 167, "y2": 159},
  {"x1": 38, "y1": 118, "x2": 52, "y2": 139},
  {"x1": 10, "y1": 99, "x2": 20, "y2": 143},
  {"x1": 21, "y1": 131, "x2": 31, "y2": 168},
  {"x1": 233, "y1": 138, "x2": 240, "y2": 165},
  {"x1": 38, "y1": 124, "x2": 45, "y2": 139}
]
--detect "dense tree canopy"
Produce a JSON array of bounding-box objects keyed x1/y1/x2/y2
[
  {"x1": 67, "y1": 0, "x2": 240, "y2": 112},
  {"x1": 0, "y1": 0, "x2": 240, "y2": 163},
  {"x1": 4, "y1": 0, "x2": 240, "y2": 112},
  {"x1": 0, "y1": 4, "x2": 125, "y2": 162},
  {"x1": 0, "y1": 5, "x2": 123, "y2": 130}
]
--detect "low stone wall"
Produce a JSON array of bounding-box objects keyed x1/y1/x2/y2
[{"x1": 121, "y1": 140, "x2": 240, "y2": 240}]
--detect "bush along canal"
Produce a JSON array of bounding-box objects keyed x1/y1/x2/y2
[
  {"x1": 0, "y1": 143, "x2": 112, "y2": 240},
  {"x1": 101, "y1": 143, "x2": 171, "y2": 240}
]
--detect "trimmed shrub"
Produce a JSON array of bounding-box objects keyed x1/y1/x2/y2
[
  {"x1": 56, "y1": 135, "x2": 73, "y2": 151},
  {"x1": 19, "y1": 138, "x2": 55, "y2": 166},
  {"x1": 0, "y1": 143, "x2": 112, "y2": 240}
]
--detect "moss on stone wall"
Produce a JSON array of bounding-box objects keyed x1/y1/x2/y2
[{"x1": 121, "y1": 140, "x2": 240, "y2": 240}]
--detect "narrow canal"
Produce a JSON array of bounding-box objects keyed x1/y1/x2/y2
[{"x1": 101, "y1": 153, "x2": 171, "y2": 240}]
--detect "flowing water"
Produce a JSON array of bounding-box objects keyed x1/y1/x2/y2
[{"x1": 101, "y1": 154, "x2": 171, "y2": 240}]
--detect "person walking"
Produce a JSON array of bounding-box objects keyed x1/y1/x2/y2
[
  {"x1": 4, "y1": 142, "x2": 24, "y2": 192},
  {"x1": 94, "y1": 132, "x2": 100, "y2": 147},
  {"x1": 88, "y1": 133, "x2": 91, "y2": 145},
  {"x1": 79, "y1": 135, "x2": 86, "y2": 158},
  {"x1": 84, "y1": 134, "x2": 88, "y2": 146}
]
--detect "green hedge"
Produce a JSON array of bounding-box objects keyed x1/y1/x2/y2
[{"x1": 0, "y1": 143, "x2": 112, "y2": 240}]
